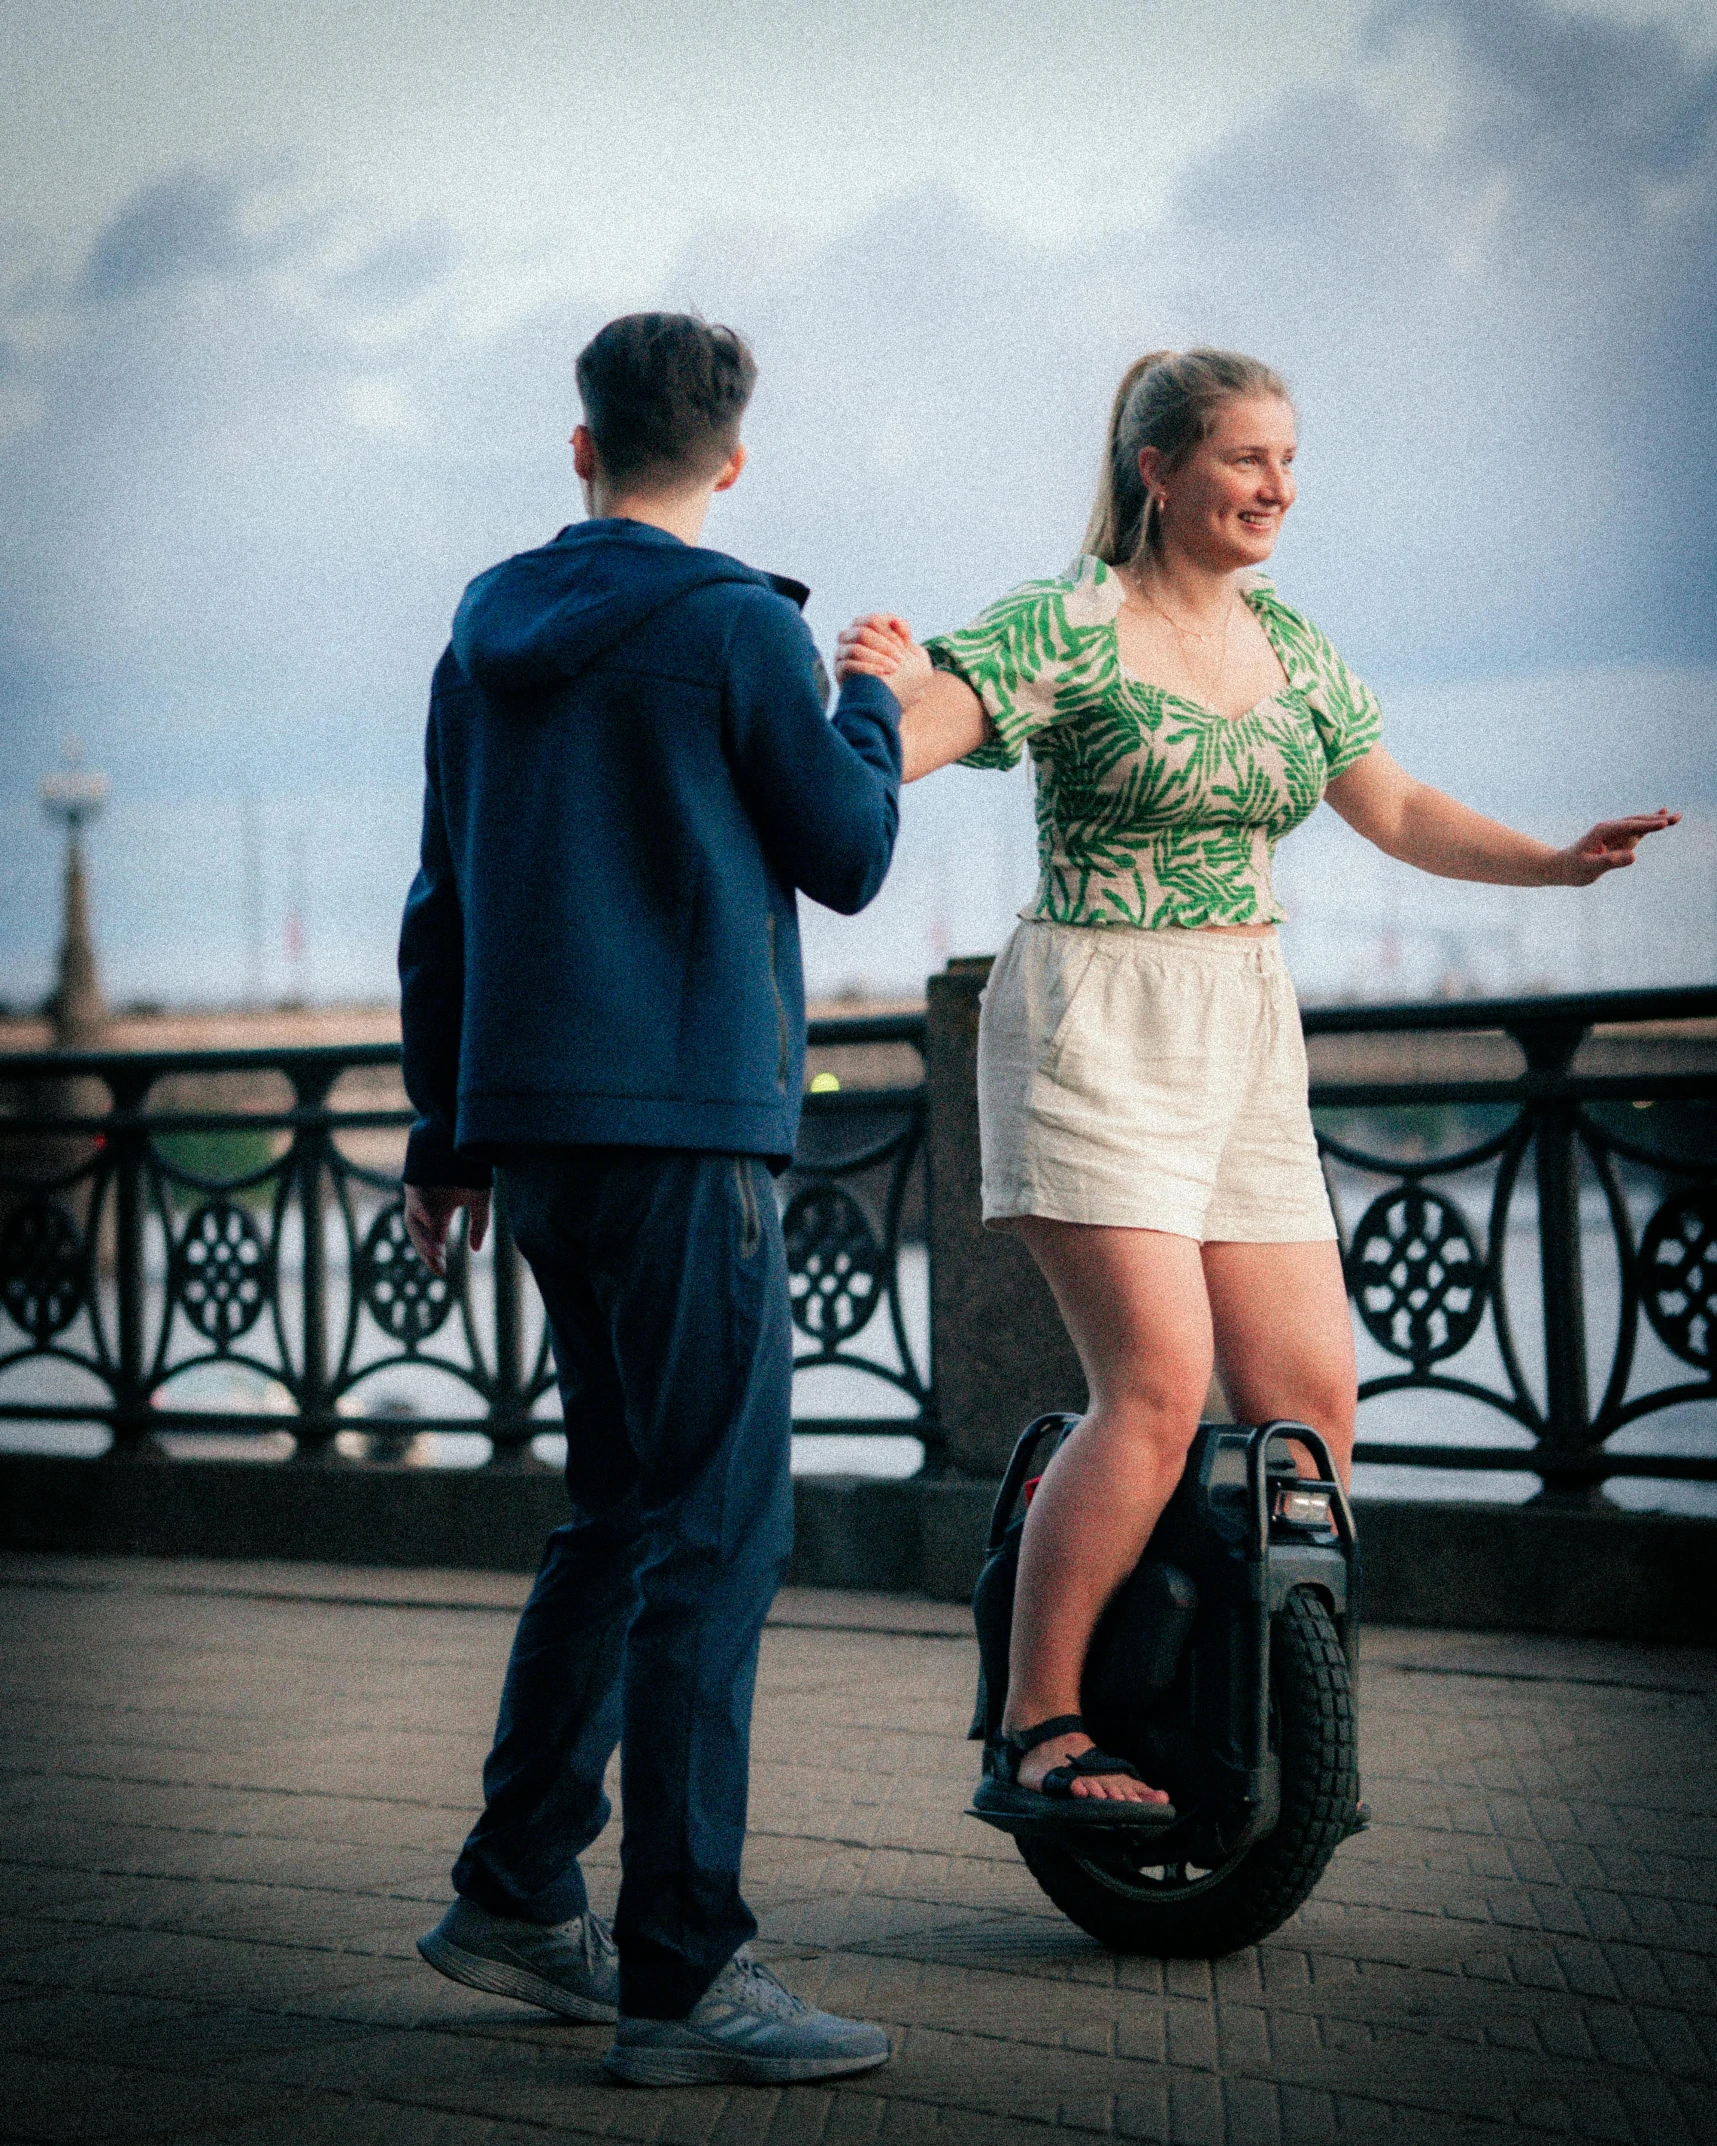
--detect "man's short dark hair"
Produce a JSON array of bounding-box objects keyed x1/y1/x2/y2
[{"x1": 575, "y1": 314, "x2": 758, "y2": 490}]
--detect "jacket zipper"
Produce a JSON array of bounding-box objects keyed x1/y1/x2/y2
[
  {"x1": 765, "y1": 912, "x2": 789, "y2": 1093},
  {"x1": 734, "y1": 1156, "x2": 761, "y2": 1259}
]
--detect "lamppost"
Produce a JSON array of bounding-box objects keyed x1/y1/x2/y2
[{"x1": 40, "y1": 741, "x2": 110, "y2": 1051}]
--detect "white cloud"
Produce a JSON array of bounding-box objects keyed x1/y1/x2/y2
[
  {"x1": 0, "y1": 0, "x2": 1376, "y2": 287},
  {"x1": 1, "y1": 0, "x2": 1713, "y2": 1005}
]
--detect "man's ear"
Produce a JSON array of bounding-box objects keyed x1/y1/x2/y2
[
  {"x1": 711, "y1": 442, "x2": 747, "y2": 495},
  {"x1": 571, "y1": 425, "x2": 598, "y2": 483}
]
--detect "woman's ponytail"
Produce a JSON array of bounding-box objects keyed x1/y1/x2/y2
[{"x1": 1082, "y1": 350, "x2": 1177, "y2": 566}]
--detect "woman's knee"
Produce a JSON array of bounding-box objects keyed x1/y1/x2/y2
[
  {"x1": 1081, "y1": 1379, "x2": 1206, "y2": 1471},
  {"x1": 1261, "y1": 1364, "x2": 1353, "y2": 1433},
  {"x1": 1098, "y1": 1346, "x2": 1210, "y2": 1419},
  {"x1": 1217, "y1": 1346, "x2": 1354, "y2": 1437}
]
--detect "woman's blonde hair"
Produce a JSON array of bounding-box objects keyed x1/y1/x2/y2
[{"x1": 1083, "y1": 348, "x2": 1292, "y2": 565}]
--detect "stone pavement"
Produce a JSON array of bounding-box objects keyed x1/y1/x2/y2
[{"x1": 2, "y1": 1553, "x2": 1714, "y2": 2144}]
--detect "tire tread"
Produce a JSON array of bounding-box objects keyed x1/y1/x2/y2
[{"x1": 1018, "y1": 1588, "x2": 1358, "y2": 1956}]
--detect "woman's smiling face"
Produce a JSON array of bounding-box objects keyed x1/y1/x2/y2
[{"x1": 1145, "y1": 394, "x2": 1298, "y2": 571}]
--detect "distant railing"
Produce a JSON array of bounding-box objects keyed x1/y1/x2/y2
[
  {"x1": 0, "y1": 1013, "x2": 930, "y2": 1465},
  {"x1": 1307, "y1": 987, "x2": 1716, "y2": 1497},
  {"x1": 1, "y1": 988, "x2": 1712, "y2": 1494}
]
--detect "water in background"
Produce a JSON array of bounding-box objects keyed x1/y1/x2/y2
[
  {"x1": 5, "y1": 661, "x2": 1716, "y2": 1011},
  {"x1": 3, "y1": 778, "x2": 1713, "y2": 1015},
  {"x1": 3, "y1": 1186, "x2": 1710, "y2": 1512},
  {"x1": 4, "y1": 666, "x2": 1710, "y2": 1494}
]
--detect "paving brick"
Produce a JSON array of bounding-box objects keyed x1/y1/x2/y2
[
  {"x1": 1635, "y1": 2001, "x2": 1714, "y2": 2078},
  {"x1": 1115, "y1": 2077, "x2": 1172, "y2": 2140},
  {"x1": 205, "y1": 2102, "x2": 567, "y2": 2146},
  {"x1": 2, "y1": 2051, "x2": 316, "y2": 2142},
  {"x1": 5, "y1": 1554, "x2": 1717, "y2": 2143},
  {"x1": 1164, "y1": 1999, "x2": 1219, "y2": 2071},
  {"x1": 1219, "y1": 2076, "x2": 1281, "y2": 2146},
  {"x1": 1214, "y1": 2005, "x2": 1271, "y2": 2072},
  {"x1": 1553, "y1": 1940, "x2": 1623, "y2": 2000},
  {"x1": 1614, "y1": 2072, "x2": 1705, "y2": 2146},
  {"x1": 1530, "y1": 2007, "x2": 1597, "y2": 2062},
  {"x1": 1166, "y1": 2068, "x2": 1226, "y2": 2144}
]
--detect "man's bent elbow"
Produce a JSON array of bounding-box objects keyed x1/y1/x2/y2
[
  {"x1": 805, "y1": 826, "x2": 898, "y2": 915},
  {"x1": 814, "y1": 860, "x2": 890, "y2": 917}
]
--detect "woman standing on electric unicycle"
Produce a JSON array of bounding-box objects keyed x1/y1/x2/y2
[{"x1": 837, "y1": 348, "x2": 1675, "y2": 1830}]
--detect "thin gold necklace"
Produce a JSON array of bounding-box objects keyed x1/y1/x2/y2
[{"x1": 1122, "y1": 569, "x2": 1237, "y2": 706}]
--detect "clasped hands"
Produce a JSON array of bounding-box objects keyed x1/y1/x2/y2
[{"x1": 835, "y1": 613, "x2": 933, "y2": 698}]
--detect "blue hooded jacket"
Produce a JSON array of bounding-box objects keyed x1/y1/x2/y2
[{"x1": 399, "y1": 519, "x2": 901, "y2": 1184}]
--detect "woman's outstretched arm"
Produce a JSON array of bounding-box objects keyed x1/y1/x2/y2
[
  {"x1": 1325, "y1": 747, "x2": 1679, "y2": 886},
  {"x1": 835, "y1": 613, "x2": 991, "y2": 782}
]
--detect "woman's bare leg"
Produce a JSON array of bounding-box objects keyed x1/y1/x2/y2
[
  {"x1": 1202, "y1": 1240, "x2": 1357, "y2": 1485},
  {"x1": 1001, "y1": 1229, "x2": 1358, "y2": 1803},
  {"x1": 1001, "y1": 1221, "x2": 1211, "y2": 1802}
]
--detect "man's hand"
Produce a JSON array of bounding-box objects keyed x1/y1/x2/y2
[
  {"x1": 835, "y1": 612, "x2": 934, "y2": 701},
  {"x1": 404, "y1": 1183, "x2": 491, "y2": 1277},
  {"x1": 1554, "y1": 810, "x2": 1680, "y2": 885}
]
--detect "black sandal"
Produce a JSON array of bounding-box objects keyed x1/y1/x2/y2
[{"x1": 970, "y1": 1714, "x2": 1177, "y2": 1832}]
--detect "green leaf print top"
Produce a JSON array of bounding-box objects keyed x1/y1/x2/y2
[{"x1": 924, "y1": 556, "x2": 1383, "y2": 930}]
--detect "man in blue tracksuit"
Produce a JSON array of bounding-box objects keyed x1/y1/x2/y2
[{"x1": 398, "y1": 315, "x2": 901, "y2": 2087}]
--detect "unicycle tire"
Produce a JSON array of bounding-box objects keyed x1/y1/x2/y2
[{"x1": 1017, "y1": 1588, "x2": 1358, "y2": 1957}]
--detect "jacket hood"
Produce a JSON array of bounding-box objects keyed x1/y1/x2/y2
[{"x1": 451, "y1": 520, "x2": 784, "y2": 701}]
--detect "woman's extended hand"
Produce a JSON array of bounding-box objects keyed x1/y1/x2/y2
[
  {"x1": 1553, "y1": 810, "x2": 1681, "y2": 885},
  {"x1": 835, "y1": 613, "x2": 935, "y2": 701},
  {"x1": 1327, "y1": 752, "x2": 1682, "y2": 889}
]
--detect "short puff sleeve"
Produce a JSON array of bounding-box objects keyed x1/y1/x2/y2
[
  {"x1": 924, "y1": 580, "x2": 1076, "y2": 772},
  {"x1": 1316, "y1": 640, "x2": 1383, "y2": 779}
]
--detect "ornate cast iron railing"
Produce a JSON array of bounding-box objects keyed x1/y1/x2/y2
[
  {"x1": 780, "y1": 1015, "x2": 931, "y2": 1446},
  {"x1": 0, "y1": 1012, "x2": 931, "y2": 1465},
  {"x1": 2, "y1": 989, "x2": 1712, "y2": 1493},
  {"x1": 1306, "y1": 987, "x2": 1716, "y2": 1497}
]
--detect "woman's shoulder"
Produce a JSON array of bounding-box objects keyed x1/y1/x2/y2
[
  {"x1": 1241, "y1": 573, "x2": 1326, "y2": 648},
  {"x1": 1243, "y1": 577, "x2": 1365, "y2": 680},
  {"x1": 932, "y1": 554, "x2": 1122, "y2": 650},
  {"x1": 1244, "y1": 577, "x2": 1382, "y2": 754}
]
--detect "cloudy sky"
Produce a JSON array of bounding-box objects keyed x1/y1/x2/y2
[{"x1": 2, "y1": 0, "x2": 1713, "y2": 1007}]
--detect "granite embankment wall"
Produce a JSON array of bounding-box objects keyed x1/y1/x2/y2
[{"x1": 4, "y1": 1452, "x2": 1713, "y2": 1642}]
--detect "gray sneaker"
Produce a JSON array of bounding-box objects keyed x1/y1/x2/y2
[
  {"x1": 416, "y1": 1895, "x2": 619, "y2": 2021},
  {"x1": 603, "y1": 1948, "x2": 890, "y2": 2085}
]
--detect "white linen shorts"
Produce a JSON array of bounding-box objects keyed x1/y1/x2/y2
[{"x1": 977, "y1": 919, "x2": 1336, "y2": 1242}]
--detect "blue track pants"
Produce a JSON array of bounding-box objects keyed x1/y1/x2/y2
[{"x1": 450, "y1": 1146, "x2": 794, "y2": 2020}]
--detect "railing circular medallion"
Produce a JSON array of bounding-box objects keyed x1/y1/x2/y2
[
  {"x1": 783, "y1": 1183, "x2": 883, "y2": 1343},
  {"x1": 174, "y1": 1202, "x2": 270, "y2": 1344},
  {"x1": 1347, "y1": 1186, "x2": 1486, "y2": 1363},
  {"x1": 358, "y1": 1200, "x2": 456, "y2": 1344},
  {"x1": 1638, "y1": 1192, "x2": 1715, "y2": 1368},
  {"x1": 0, "y1": 1199, "x2": 85, "y2": 1343}
]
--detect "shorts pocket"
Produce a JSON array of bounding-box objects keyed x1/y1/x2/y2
[{"x1": 1027, "y1": 930, "x2": 1108, "y2": 1076}]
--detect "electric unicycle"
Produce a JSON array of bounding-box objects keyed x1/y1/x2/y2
[{"x1": 968, "y1": 1413, "x2": 1366, "y2": 1956}]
